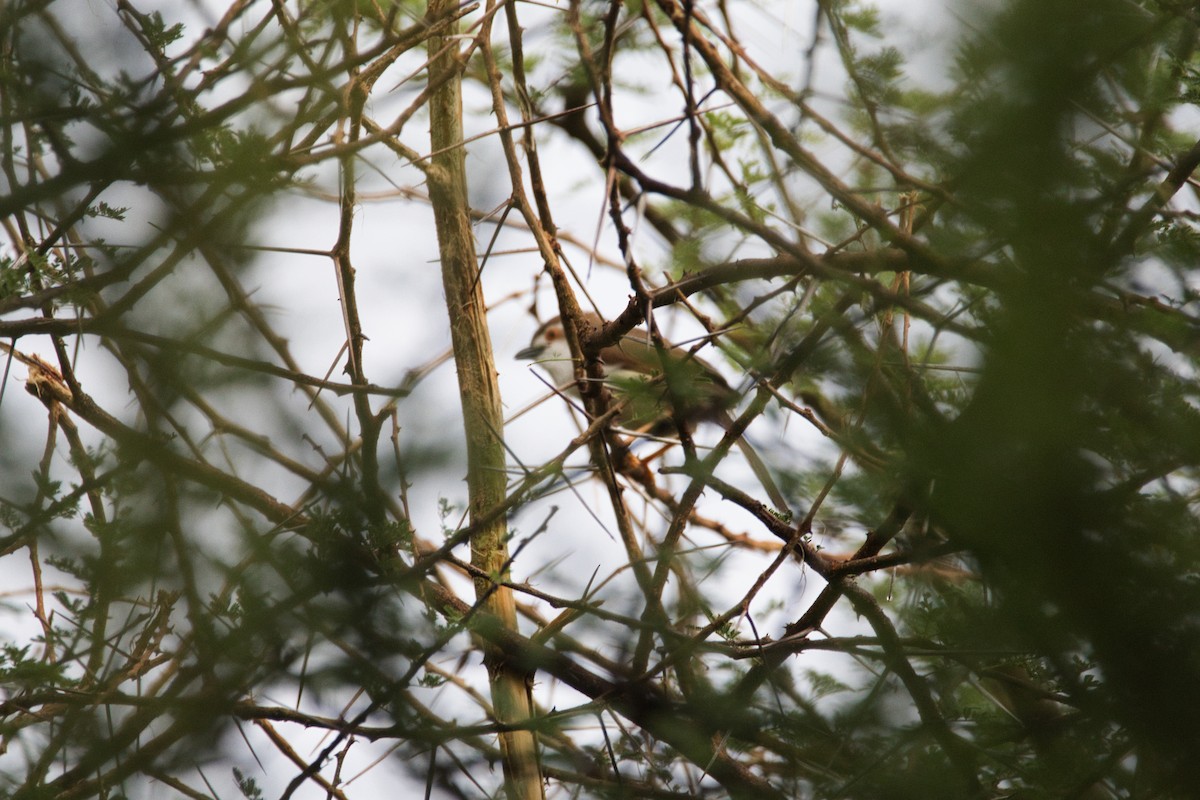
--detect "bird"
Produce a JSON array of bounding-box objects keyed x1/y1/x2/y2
[{"x1": 516, "y1": 312, "x2": 789, "y2": 512}]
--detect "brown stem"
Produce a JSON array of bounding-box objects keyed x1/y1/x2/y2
[{"x1": 426, "y1": 2, "x2": 544, "y2": 797}]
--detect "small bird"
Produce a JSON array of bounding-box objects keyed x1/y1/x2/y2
[{"x1": 516, "y1": 312, "x2": 789, "y2": 512}]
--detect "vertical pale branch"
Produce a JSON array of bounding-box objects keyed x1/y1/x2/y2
[{"x1": 425, "y1": 3, "x2": 544, "y2": 798}]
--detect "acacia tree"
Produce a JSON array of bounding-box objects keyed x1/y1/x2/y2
[{"x1": 2, "y1": 0, "x2": 1200, "y2": 797}]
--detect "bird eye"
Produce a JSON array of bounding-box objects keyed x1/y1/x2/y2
[{"x1": 546, "y1": 328, "x2": 560, "y2": 342}]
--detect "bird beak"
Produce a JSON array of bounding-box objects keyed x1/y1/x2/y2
[{"x1": 515, "y1": 344, "x2": 545, "y2": 361}]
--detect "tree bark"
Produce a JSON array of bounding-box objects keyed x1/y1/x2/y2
[{"x1": 425, "y1": 3, "x2": 544, "y2": 799}]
